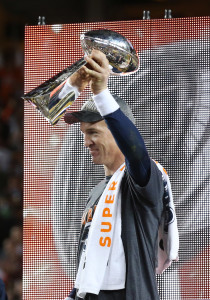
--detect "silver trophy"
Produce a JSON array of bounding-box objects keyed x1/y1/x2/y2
[{"x1": 22, "y1": 29, "x2": 139, "y2": 125}]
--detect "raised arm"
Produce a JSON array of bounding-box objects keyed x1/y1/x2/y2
[
  {"x1": 105, "y1": 107, "x2": 150, "y2": 186},
  {"x1": 93, "y1": 90, "x2": 151, "y2": 186}
]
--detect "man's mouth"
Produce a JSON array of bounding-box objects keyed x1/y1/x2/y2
[{"x1": 89, "y1": 148, "x2": 99, "y2": 156}]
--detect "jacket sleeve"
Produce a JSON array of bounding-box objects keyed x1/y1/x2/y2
[{"x1": 93, "y1": 90, "x2": 150, "y2": 186}]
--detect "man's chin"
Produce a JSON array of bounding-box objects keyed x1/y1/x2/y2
[
  {"x1": 92, "y1": 159, "x2": 101, "y2": 165},
  {"x1": 91, "y1": 156, "x2": 102, "y2": 165}
]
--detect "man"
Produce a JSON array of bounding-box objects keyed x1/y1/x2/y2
[{"x1": 64, "y1": 50, "x2": 165, "y2": 300}]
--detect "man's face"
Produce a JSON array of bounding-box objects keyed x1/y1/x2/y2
[{"x1": 80, "y1": 120, "x2": 123, "y2": 169}]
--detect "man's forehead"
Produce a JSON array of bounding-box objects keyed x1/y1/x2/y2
[{"x1": 80, "y1": 120, "x2": 106, "y2": 132}]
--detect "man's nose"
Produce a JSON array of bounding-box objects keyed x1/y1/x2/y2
[{"x1": 84, "y1": 135, "x2": 92, "y2": 148}]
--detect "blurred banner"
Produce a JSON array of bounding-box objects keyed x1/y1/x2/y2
[{"x1": 23, "y1": 17, "x2": 210, "y2": 299}]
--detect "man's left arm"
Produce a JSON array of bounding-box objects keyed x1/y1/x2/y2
[{"x1": 93, "y1": 89, "x2": 151, "y2": 186}]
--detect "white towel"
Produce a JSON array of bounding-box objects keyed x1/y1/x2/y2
[
  {"x1": 155, "y1": 161, "x2": 179, "y2": 274},
  {"x1": 75, "y1": 163, "x2": 126, "y2": 298}
]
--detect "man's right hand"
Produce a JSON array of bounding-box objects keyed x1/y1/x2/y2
[{"x1": 68, "y1": 66, "x2": 91, "y2": 93}]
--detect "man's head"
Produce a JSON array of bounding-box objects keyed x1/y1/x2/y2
[
  {"x1": 80, "y1": 120, "x2": 124, "y2": 174},
  {"x1": 64, "y1": 95, "x2": 135, "y2": 174}
]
